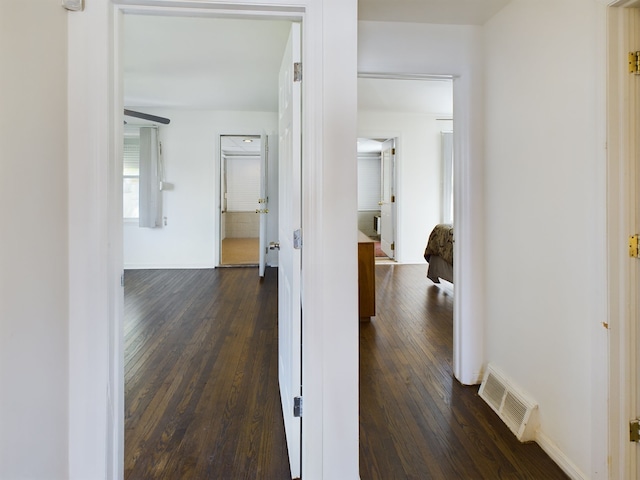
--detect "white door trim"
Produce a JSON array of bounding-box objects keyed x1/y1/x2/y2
[
  {"x1": 68, "y1": 1, "x2": 359, "y2": 479},
  {"x1": 356, "y1": 71, "x2": 485, "y2": 385},
  {"x1": 605, "y1": 4, "x2": 639, "y2": 478}
]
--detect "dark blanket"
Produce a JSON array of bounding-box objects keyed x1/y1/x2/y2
[{"x1": 424, "y1": 224, "x2": 454, "y2": 266}]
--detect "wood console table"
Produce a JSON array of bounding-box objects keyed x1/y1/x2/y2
[{"x1": 358, "y1": 231, "x2": 376, "y2": 320}]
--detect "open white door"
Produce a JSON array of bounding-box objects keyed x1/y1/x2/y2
[
  {"x1": 380, "y1": 138, "x2": 396, "y2": 259},
  {"x1": 258, "y1": 133, "x2": 268, "y2": 277},
  {"x1": 278, "y1": 22, "x2": 302, "y2": 478}
]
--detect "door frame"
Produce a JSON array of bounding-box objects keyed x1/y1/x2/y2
[
  {"x1": 606, "y1": 2, "x2": 640, "y2": 477},
  {"x1": 217, "y1": 132, "x2": 263, "y2": 267},
  {"x1": 357, "y1": 135, "x2": 399, "y2": 259},
  {"x1": 379, "y1": 137, "x2": 397, "y2": 260},
  {"x1": 357, "y1": 72, "x2": 484, "y2": 386},
  {"x1": 67, "y1": 1, "x2": 359, "y2": 479}
]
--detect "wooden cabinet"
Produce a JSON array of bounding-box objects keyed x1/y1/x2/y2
[{"x1": 358, "y1": 231, "x2": 376, "y2": 319}]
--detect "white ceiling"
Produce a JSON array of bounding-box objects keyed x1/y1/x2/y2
[
  {"x1": 358, "y1": 0, "x2": 511, "y2": 25},
  {"x1": 123, "y1": 15, "x2": 290, "y2": 110},
  {"x1": 123, "y1": 1, "x2": 503, "y2": 112},
  {"x1": 221, "y1": 135, "x2": 261, "y2": 155}
]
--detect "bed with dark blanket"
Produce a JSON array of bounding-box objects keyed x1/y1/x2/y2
[{"x1": 424, "y1": 224, "x2": 453, "y2": 283}]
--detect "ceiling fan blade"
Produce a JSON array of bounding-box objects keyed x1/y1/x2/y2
[{"x1": 124, "y1": 109, "x2": 170, "y2": 125}]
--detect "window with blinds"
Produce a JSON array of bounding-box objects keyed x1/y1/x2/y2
[
  {"x1": 226, "y1": 156, "x2": 260, "y2": 211},
  {"x1": 358, "y1": 155, "x2": 381, "y2": 211},
  {"x1": 123, "y1": 133, "x2": 140, "y2": 219}
]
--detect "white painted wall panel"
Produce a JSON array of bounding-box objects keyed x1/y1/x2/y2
[
  {"x1": 483, "y1": 1, "x2": 603, "y2": 477},
  {"x1": 0, "y1": 2, "x2": 69, "y2": 478},
  {"x1": 317, "y1": 2, "x2": 359, "y2": 477}
]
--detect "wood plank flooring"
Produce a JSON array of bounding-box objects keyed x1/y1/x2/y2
[
  {"x1": 360, "y1": 264, "x2": 568, "y2": 479},
  {"x1": 125, "y1": 265, "x2": 568, "y2": 480},
  {"x1": 124, "y1": 267, "x2": 290, "y2": 479}
]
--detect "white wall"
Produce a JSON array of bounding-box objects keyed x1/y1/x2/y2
[
  {"x1": 123, "y1": 109, "x2": 279, "y2": 268},
  {"x1": 0, "y1": 2, "x2": 69, "y2": 479},
  {"x1": 359, "y1": 20, "x2": 486, "y2": 384},
  {"x1": 483, "y1": 1, "x2": 605, "y2": 477},
  {"x1": 358, "y1": 112, "x2": 452, "y2": 263}
]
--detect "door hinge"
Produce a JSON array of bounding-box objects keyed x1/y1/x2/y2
[
  {"x1": 630, "y1": 419, "x2": 640, "y2": 442},
  {"x1": 294, "y1": 62, "x2": 302, "y2": 82},
  {"x1": 293, "y1": 229, "x2": 302, "y2": 249},
  {"x1": 62, "y1": 0, "x2": 84, "y2": 11},
  {"x1": 294, "y1": 396, "x2": 303, "y2": 417},
  {"x1": 120, "y1": 274, "x2": 125, "y2": 287},
  {"x1": 391, "y1": 242, "x2": 395, "y2": 251},
  {"x1": 629, "y1": 52, "x2": 640, "y2": 75},
  {"x1": 391, "y1": 195, "x2": 395, "y2": 203},
  {"x1": 629, "y1": 234, "x2": 639, "y2": 258},
  {"x1": 391, "y1": 147, "x2": 396, "y2": 155}
]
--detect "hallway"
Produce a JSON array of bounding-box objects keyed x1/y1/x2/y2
[{"x1": 360, "y1": 264, "x2": 567, "y2": 479}]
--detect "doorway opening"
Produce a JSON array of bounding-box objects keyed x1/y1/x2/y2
[
  {"x1": 357, "y1": 75, "x2": 464, "y2": 471},
  {"x1": 356, "y1": 137, "x2": 396, "y2": 262},
  {"x1": 120, "y1": 11, "x2": 302, "y2": 478},
  {"x1": 357, "y1": 75, "x2": 454, "y2": 266},
  {"x1": 219, "y1": 134, "x2": 261, "y2": 266}
]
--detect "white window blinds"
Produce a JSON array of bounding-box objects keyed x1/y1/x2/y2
[
  {"x1": 123, "y1": 134, "x2": 140, "y2": 219},
  {"x1": 226, "y1": 156, "x2": 260, "y2": 211},
  {"x1": 138, "y1": 126, "x2": 162, "y2": 228}
]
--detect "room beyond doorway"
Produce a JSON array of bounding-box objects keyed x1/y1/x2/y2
[
  {"x1": 357, "y1": 76, "x2": 453, "y2": 264},
  {"x1": 356, "y1": 136, "x2": 396, "y2": 262},
  {"x1": 219, "y1": 134, "x2": 262, "y2": 266}
]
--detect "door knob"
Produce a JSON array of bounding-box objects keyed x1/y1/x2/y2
[{"x1": 269, "y1": 242, "x2": 280, "y2": 250}]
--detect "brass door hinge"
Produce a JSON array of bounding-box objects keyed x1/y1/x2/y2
[
  {"x1": 629, "y1": 234, "x2": 639, "y2": 258},
  {"x1": 630, "y1": 419, "x2": 640, "y2": 442},
  {"x1": 391, "y1": 242, "x2": 395, "y2": 251},
  {"x1": 630, "y1": 52, "x2": 640, "y2": 75},
  {"x1": 391, "y1": 148, "x2": 396, "y2": 155}
]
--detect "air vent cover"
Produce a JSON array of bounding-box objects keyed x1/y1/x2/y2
[{"x1": 478, "y1": 364, "x2": 539, "y2": 442}]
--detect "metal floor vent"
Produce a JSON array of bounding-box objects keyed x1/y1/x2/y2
[{"x1": 478, "y1": 364, "x2": 539, "y2": 442}]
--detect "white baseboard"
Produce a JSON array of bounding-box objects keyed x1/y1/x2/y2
[
  {"x1": 123, "y1": 263, "x2": 215, "y2": 270},
  {"x1": 536, "y1": 431, "x2": 587, "y2": 480},
  {"x1": 456, "y1": 369, "x2": 484, "y2": 386},
  {"x1": 124, "y1": 263, "x2": 278, "y2": 270}
]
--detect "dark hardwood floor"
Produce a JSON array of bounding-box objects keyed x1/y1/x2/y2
[
  {"x1": 124, "y1": 265, "x2": 568, "y2": 480},
  {"x1": 360, "y1": 264, "x2": 568, "y2": 479},
  {"x1": 124, "y1": 267, "x2": 290, "y2": 479}
]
